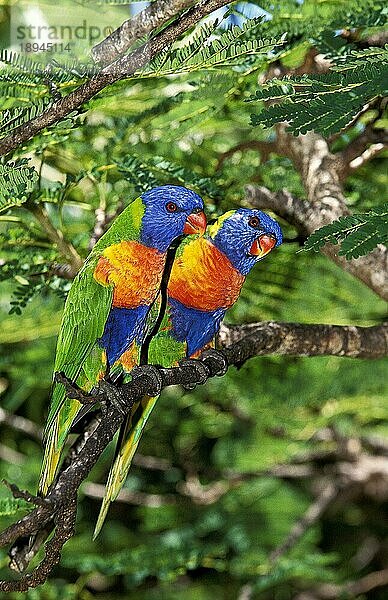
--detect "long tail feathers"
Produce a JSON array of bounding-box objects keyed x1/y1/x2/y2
[
  {"x1": 38, "y1": 401, "x2": 81, "y2": 496},
  {"x1": 93, "y1": 395, "x2": 159, "y2": 539},
  {"x1": 38, "y1": 421, "x2": 61, "y2": 496}
]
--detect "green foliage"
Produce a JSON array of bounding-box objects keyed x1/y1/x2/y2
[
  {"x1": 0, "y1": 496, "x2": 30, "y2": 516},
  {"x1": 117, "y1": 154, "x2": 221, "y2": 200},
  {"x1": 0, "y1": 159, "x2": 38, "y2": 212},
  {"x1": 248, "y1": 47, "x2": 388, "y2": 136},
  {"x1": 0, "y1": 49, "x2": 95, "y2": 87},
  {"x1": 303, "y1": 203, "x2": 388, "y2": 259},
  {"x1": 0, "y1": 0, "x2": 387, "y2": 597},
  {"x1": 140, "y1": 18, "x2": 285, "y2": 78},
  {"x1": 0, "y1": 97, "x2": 53, "y2": 136}
]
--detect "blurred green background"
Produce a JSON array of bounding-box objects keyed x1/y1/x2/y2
[{"x1": 0, "y1": 0, "x2": 387, "y2": 598}]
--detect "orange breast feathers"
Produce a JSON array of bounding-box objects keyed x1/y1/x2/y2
[
  {"x1": 94, "y1": 241, "x2": 166, "y2": 309},
  {"x1": 168, "y1": 237, "x2": 245, "y2": 312}
]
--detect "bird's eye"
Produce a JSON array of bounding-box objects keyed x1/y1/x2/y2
[
  {"x1": 166, "y1": 201, "x2": 178, "y2": 213},
  {"x1": 248, "y1": 216, "x2": 260, "y2": 228}
]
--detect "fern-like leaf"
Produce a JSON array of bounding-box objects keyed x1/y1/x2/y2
[
  {"x1": 138, "y1": 18, "x2": 284, "y2": 78},
  {"x1": 117, "y1": 154, "x2": 221, "y2": 200},
  {"x1": 303, "y1": 204, "x2": 388, "y2": 259},
  {"x1": 248, "y1": 49, "x2": 388, "y2": 136},
  {"x1": 0, "y1": 50, "x2": 95, "y2": 84},
  {"x1": 0, "y1": 98, "x2": 52, "y2": 138},
  {"x1": 0, "y1": 160, "x2": 38, "y2": 212}
]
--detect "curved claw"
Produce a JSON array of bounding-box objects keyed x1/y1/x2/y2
[
  {"x1": 54, "y1": 371, "x2": 96, "y2": 405},
  {"x1": 97, "y1": 379, "x2": 129, "y2": 416},
  {"x1": 179, "y1": 358, "x2": 210, "y2": 390},
  {"x1": 131, "y1": 365, "x2": 163, "y2": 396},
  {"x1": 199, "y1": 349, "x2": 228, "y2": 377}
]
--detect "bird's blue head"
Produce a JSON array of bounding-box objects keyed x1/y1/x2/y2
[
  {"x1": 140, "y1": 185, "x2": 207, "y2": 252},
  {"x1": 210, "y1": 208, "x2": 282, "y2": 276}
]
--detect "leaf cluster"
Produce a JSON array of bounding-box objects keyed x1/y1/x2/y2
[
  {"x1": 0, "y1": 159, "x2": 38, "y2": 212},
  {"x1": 0, "y1": 497, "x2": 30, "y2": 517},
  {"x1": 117, "y1": 154, "x2": 222, "y2": 200},
  {"x1": 248, "y1": 46, "x2": 388, "y2": 136},
  {"x1": 140, "y1": 17, "x2": 284, "y2": 78},
  {"x1": 303, "y1": 203, "x2": 388, "y2": 259}
]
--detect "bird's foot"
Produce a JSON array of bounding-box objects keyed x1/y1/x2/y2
[
  {"x1": 200, "y1": 349, "x2": 228, "y2": 377},
  {"x1": 178, "y1": 358, "x2": 210, "y2": 391},
  {"x1": 55, "y1": 372, "x2": 96, "y2": 405},
  {"x1": 96, "y1": 379, "x2": 129, "y2": 417},
  {"x1": 131, "y1": 364, "x2": 163, "y2": 396}
]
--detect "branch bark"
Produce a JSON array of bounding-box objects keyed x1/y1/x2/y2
[
  {"x1": 219, "y1": 321, "x2": 388, "y2": 360},
  {"x1": 0, "y1": 0, "x2": 230, "y2": 157},
  {"x1": 0, "y1": 321, "x2": 387, "y2": 590},
  {"x1": 92, "y1": 0, "x2": 196, "y2": 65},
  {"x1": 246, "y1": 183, "x2": 388, "y2": 300}
]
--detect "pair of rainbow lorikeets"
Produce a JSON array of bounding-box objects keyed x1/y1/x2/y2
[{"x1": 39, "y1": 185, "x2": 282, "y2": 537}]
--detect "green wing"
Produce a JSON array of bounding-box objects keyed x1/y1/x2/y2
[
  {"x1": 39, "y1": 197, "x2": 145, "y2": 496},
  {"x1": 93, "y1": 283, "x2": 187, "y2": 538},
  {"x1": 39, "y1": 259, "x2": 113, "y2": 495}
]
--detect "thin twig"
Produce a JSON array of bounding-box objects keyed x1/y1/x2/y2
[
  {"x1": 0, "y1": 445, "x2": 25, "y2": 465},
  {"x1": 28, "y1": 204, "x2": 83, "y2": 276},
  {"x1": 2, "y1": 481, "x2": 51, "y2": 509},
  {"x1": 348, "y1": 143, "x2": 387, "y2": 171},
  {"x1": 82, "y1": 482, "x2": 176, "y2": 507},
  {"x1": 314, "y1": 568, "x2": 388, "y2": 599},
  {"x1": 269, "y1": 483, "x2": 339, "y2": 562},
  {"x1": 0, "y1": 407, "x2": 42, "y2": 441},
  {"x1": 216, "y1": 140, "x2": 277, "y2": 170}
]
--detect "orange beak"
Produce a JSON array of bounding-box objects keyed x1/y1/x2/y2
[
  {"x1": 184, "y1": 210, "x2": 207, "y2": 235},
  {"x1": 250, "y1": 233, "x2": 277, "y2": 258}
]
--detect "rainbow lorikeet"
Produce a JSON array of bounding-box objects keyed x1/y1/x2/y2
[
  {"x1": 94, "y1": 208, "x2": 282, "y2": 536},
  {"x1": 38, "y1": 186, "x2": 206, "y2": 496}
]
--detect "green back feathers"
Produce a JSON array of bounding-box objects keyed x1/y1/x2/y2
[
  {"x1": 89, "y1": 196, "x2": 145, "y2": 256},
  {"x1": 147, "y1": 307, "x2": 185, "y2": 367},
  {"x1": 40, "y1": 197, "x2": 147, "y2": 494},
  {"x1": 48, "y1": 197, "x2": 146, "y2": 427}
]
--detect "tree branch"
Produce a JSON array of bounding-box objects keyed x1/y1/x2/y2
[
  {"x1": 269, "y1": 482, "x2": 339, "y2": 562},
  {"x1": 347, "y1": 143, "x2": 387, "y2": 172},
  {"x1": 92, "y1": 0, "x2": 196, "y2": 66},
  {"x1": 246, "y1": 184, "x2": 388, "y2": 301},
  {"x1": 337, "y1": 111, "x2": 388, "y2": 179},
  {"x1": 82, "y1": 482, "x2": 176, "y2": 507},
  {"x1": 0, "y1": 321, "x2": 387, "y2": 590},
  {"x1": 218, "y1": 322, "x2": 388, "y2": 360},
  {"x1": 0, "y1": 0, "x2": 230, "y2": 157},
  {"x1": 317, "y1": 568, "x2": 388, "y2": 599},
  {"x1": 29, "y1": 204, "x2": 83, "y2": 276},
  {"x1": 216, "y1": 140, "x2": 277, "y2": 170},
  {"x1": 0, "y1": 407, "x2": 42, "y2": 441}
]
